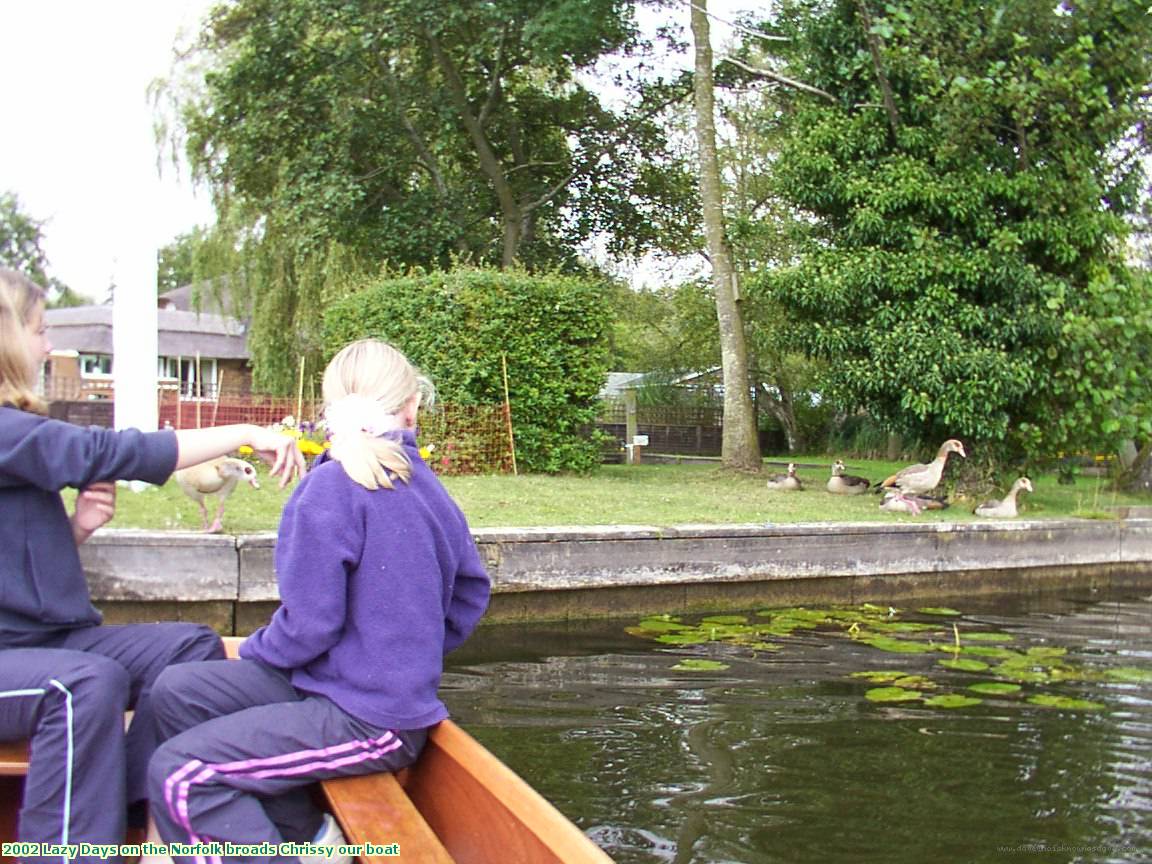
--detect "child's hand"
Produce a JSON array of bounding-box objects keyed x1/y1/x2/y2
[
  {"x1": 248, "y1": 427, "x2": 307, "y2": 487},
  {"x1": 70, "y1": 481, "x2": 117, "y2": 544}
]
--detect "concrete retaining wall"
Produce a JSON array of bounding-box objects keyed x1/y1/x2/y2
[{"x1": 83, "y1": 518, "x2": 1152, "y2": 632}]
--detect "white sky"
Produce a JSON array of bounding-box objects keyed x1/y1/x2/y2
[
  {"x1": 1, "y1": 0, "x2": 216, "y2": 297},
  {"x1": 1, "y1": 0, "x2": 748, "y2": 298}
]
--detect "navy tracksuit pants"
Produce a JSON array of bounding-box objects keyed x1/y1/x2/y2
[
  {"x1": 0, "y1": 623, "x2": 224, "y2": 861},
  {"x1": 147, "y1": 658, "x2": 426, "y2": 864}
]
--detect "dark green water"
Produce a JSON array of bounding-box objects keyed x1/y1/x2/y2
[{"x1": 443, "y1": 587, "x2": 1152, "y2": 864}]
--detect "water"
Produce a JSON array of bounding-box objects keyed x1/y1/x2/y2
[{"x1": 442, "y1": 587, "x2": 1152, "y2": 864}]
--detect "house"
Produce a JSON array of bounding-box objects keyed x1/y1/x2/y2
[{"x1": 43, "y1": 290, "x2": 253, "y2": 402}]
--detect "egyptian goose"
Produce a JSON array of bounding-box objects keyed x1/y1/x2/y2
[
  {"x1": 827, "y1": 460, "x2": 870, "y2": 495},
  {"x1": 974, "y1": 477, "x2": 1033, "y2": 518},
  {"x1": 880, "y1": 491, "x2": 950, "y2": 515},
  {"x1": 766, "y1": 462, "x2": 803, "y2": 491},
  {"x1": 878, "y1": 439, "x2": 966, "y2": 495},
  {"x1": 174, "y1": 457, "x2": 260, "y2": 533}
]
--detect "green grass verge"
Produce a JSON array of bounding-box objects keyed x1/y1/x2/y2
[{"x1": 62, "y1": 457, "x2": 1149, "y2": 533}]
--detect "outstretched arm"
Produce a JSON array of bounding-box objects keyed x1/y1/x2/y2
[{"x1": 174, "y1": 424, "x2": 305, "y2": 487}]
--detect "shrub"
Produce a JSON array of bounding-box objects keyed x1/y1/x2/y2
[{"x1": 322, "y1": 268, "x2": 611, "y2": 473}]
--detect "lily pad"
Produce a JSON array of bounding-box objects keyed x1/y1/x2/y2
[
  {"x1": 961, "y1": 632, "x2": 1015, "y2": 642},
  {"x1": 957, "y1": 645, "x2": 1019, "y2": 659},
  {"x1": 1026, "y1": 694, "x2": 1105, "y2": 711},
  {"x1": 918, "y1": 607, "x2": 963, "y2": 616},
  {"x1": 701, "y1": 615, "x2": 749, "y2": 625},
  {"x1": 865, "y1": 687, "x2": 923, "y2": 703},
  {"x1": 1104, "y1": 667, "x2": 1152, "y2": 684},
  {"x1": 671, "y1": 659, "x2": 730, "y2": 672},
  {"x1": 922, "y1": 694, "x2": 983, "y2": 709},
  {"x1": 967, "y1": 682, "x2": 1022, "y2": 695},
  {"x1": 746, "y1": 642, "x2": 780, "y2": 652},
  {"x1": 851, "y1": 670, "x2": 905, "y2": 682},
  {"x1": 939, "y1": 658, "x2": 991, "y2": 672},
  {"x1": 635, "y1": 617, "x2": 691, "y2": 632},
  {"x1": 1025, "y1": 646, "x2": 1068, "y2": 660},
  {"x1": 892, "y1": 675, "x2": 937, "y2": 690},
  {"x1": 655, "y1": 633, "x2": 709, "y2": 645},
  {"x1": 860, "y1": 635, "x2": 939, "y2": 654},
  {"x1": 868, "y1": 621, "x2": 944, "y2": 634}
]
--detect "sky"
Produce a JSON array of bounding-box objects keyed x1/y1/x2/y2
[
  {"x1": 1, "y1": 0, "x2": 216, "y2": 297},
  {"x1": 1, "y1": 0, "x2": 749, "y2": 298}
]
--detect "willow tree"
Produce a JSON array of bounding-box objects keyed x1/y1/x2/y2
[{"x1": 168, "y1": 0, "x2": 689, "y2": 392}]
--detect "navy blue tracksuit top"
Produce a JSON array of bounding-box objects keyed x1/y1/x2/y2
[{"x1": 0, "y1": 406, "x2": 178, "y2": 644}]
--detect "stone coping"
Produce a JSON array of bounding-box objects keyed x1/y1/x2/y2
[{"x1": 82, "y1": 518, "x2": 1151, "y2": 608}]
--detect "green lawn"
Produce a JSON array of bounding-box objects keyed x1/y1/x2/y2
[{"x1": 64, "y1": 457, "x2": 1149, "y2": 533}]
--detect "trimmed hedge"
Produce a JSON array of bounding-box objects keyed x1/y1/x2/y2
[{"x1": 322, "y1": 268, "x2": 611, "y2": 473}]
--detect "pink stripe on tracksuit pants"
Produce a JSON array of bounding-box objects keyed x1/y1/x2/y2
[{"x1": 147, "y1": 658, "x2": 428, "y2": 864}]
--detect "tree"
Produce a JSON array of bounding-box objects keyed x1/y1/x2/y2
[
  {"x1": 158, "y1": 228, "x2": 210, "y2": 296},
  {"x1": 756, "y1": 0, "x2": 1152, "y2": 469},
  {"x1": 0, "y1": 192, "x2": 87, "y2": 307},
  {"x1": 165, "y1": 0, "x2": 691, "y2": 392},
  {"x1": 691, "y1": 0, "x2": 760, "y2": 471}
]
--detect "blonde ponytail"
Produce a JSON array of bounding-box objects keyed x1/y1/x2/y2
[{"x1": 322, "y1": 340, "x2": 432, "y2": 490}]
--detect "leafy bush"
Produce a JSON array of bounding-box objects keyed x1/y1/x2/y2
[{"x1": 322, "y1": 268, "x2": 611, "y2": 473}]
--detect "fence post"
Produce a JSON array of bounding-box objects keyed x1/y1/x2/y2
[{"x1": 624, "y1": 389, "x2": 638, "y2": 465}]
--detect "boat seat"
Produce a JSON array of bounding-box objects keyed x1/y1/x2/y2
[{"x1": 0, "y1": 741, "x2": 28, "y2": 777}]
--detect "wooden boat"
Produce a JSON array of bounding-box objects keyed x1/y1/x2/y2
[{"x1": 0, "y1": 639, "x2": 613, "y2": 863}]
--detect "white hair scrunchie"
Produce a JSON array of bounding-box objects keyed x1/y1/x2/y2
[{"x1": 324, "y1": 394, "x2": 403, "y2": 439}]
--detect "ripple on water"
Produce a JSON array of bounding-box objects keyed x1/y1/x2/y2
[{"x1": 447, "y1": 589, "x2": 1152, "y2": 864}]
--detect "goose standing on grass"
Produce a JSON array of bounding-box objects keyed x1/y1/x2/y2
[
  {"x1": 174, "y1": 457, "x2": 260, "y2": 533},
  {"x1": 974, "y1": 477, "x2": 1033, "y2": 518},
  {"x1": 766, "y1": 462, "x2": 803, "y2": 491},
  {"x1": 827, "y1": 460, "x2": 871, "y2": 495},
  {"x1": 878, "y1": 439, "x2": 967, "y2": 495}
]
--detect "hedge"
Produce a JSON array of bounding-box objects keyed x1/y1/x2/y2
[{"x1": 322, "y1": 268, "x2": 611, "y2": 473}]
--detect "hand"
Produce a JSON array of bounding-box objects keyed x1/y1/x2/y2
[
  {"x1": 248, "y1": 427, "x2": 307, "y2": 488},
  {"x1": 71, "y1": 481, "x2": 117, "y2": 544}
]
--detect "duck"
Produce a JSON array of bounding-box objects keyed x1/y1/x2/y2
[
  {"x1": 174, "y1": 457, "x2": 260, "y2": 533},
  {"x1": 880, "y1": 491, "x2": 950, "y2": 515},
  {"x1": 974, "y1": 477, "x2": 1033, "y2": 518},
  {"x1": 766, "y1": 462, "x2": 803, "y2": 491},
  {"x1": 827, "y1": 460, "x2": 870, "y2": 495},
  {"x1": 878, "y1": 439, "x2": 967, "y2": 496}
]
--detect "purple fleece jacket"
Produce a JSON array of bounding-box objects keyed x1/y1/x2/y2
[
  {"x1": 0, "y1": 406, "x2": 178, "y2": 643},
  {"x1": 240, "y1": 429, "x2": 490, "y2": 729}
]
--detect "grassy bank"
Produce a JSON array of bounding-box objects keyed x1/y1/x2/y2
[{"x1": 64, "y1": 458, "x2": 1149, "y2": 533}]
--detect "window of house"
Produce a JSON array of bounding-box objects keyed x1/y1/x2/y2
[
  {"x1": 79, "y1": 353, "x2": 113, "y2": 378},
  {"x1": 158, "y1": 356, "x2": 218, "y2": 401}
]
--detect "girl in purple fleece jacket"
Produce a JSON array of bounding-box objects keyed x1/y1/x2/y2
[{"x1": 146, "y1": 339, "x2": 491, "y2": 863}]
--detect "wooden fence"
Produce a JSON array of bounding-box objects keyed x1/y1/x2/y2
[{"x1": 46, "y1": 393, "x2": 514, "y2": 475}]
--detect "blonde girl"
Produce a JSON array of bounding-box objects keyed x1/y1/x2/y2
[
  {"x1": 0, "y1": 268, "x2": 304, "y2": 858},
  {"x1": 145, "y1": 339, "x2": 490, "y2": 863}
]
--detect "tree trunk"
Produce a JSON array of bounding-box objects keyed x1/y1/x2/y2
[
  {"x1": 691, "y1": 0, "x2": 761, "y2": 471},
  {"x1": 425, "y1": 27, "x2": 524, "y2": 268},
  {"x1": 759, "y1": 383, "x2": 803, "y2": 454},
  {"x1": 1117, "y1": 441, "x2": 1152, "y2": 493}
]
